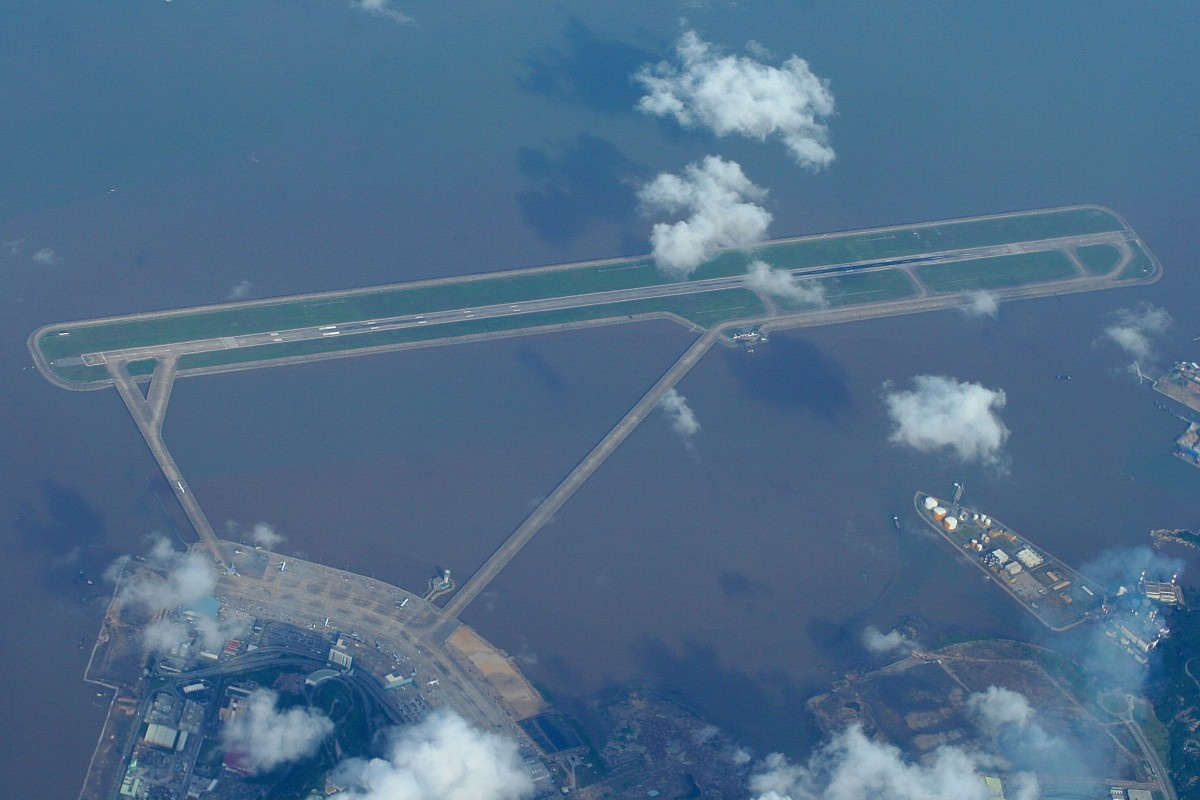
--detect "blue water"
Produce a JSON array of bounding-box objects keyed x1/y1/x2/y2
[{"x1": 1, "y1": 4, "x2": 1197, "y2": 795}]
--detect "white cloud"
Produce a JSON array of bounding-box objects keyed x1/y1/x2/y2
[
  {"x1": 1104, "y1": 303, "x2": 1172, "y2": 362},
  {"x1": 354, "y1": 0, "x2": 413, "y2": 24},
  {"x1": 746, "y1": 259, "x2": 827, "y2": 307},
  {"x1": 961, "y1": 290, "x2": 999, "y2": 319},
  {"x1": 333, "y1": 710, "x2": 535, "y2": 800},
  {"x1": 884, "y1": 375, "x2": 1009, "y2": 467},
  {"x1": 861, "y1": 625, "x2": 915, "y2": 656},
  {"x1": 118, "y1": 536, "x2": 217, "y2": 611},
  {"x1": 636, "y1": 30, "x2": 835, "y2": 169},
  {"x1": 967, "y1": 686, "x2": 1032, "y2": 733},
  {"x1": 228, "y1": 280, "x2": 253, "y2": 300},
  {"x1": 222, "y1": 688, "x2": 334, "y2": 773},
  {"x1": 659, "y1": 388, "x2": 700, "y2": 438},
  {"x1": 32, "y1": 247, "x2": 59, "y2": 266},
  {"x1": 638, "y1": 155, "x2": 772, "y2": 278},
  {"x1": 111, "y1": 536, "x2": 247, "y2": 651},
  {"x1": 966, "y1": 686, "x2": 1082, "y2": 774},
  {"x1": 749, "y1": 725, "x2": 1039, "y2": 800},
  {"x1": 248, "y1": 522, "x2": 284, "y2": 549}
]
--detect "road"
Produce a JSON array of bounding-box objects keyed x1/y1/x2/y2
[
  {"x1": 85, "y1": 224, "x2": 1153, "y2": 638},
  {"x1": 105, "y1": 359, "x2": 227, "y2": 568},
  {"x1": 211, "y1": 548, "x2": 519, "y2": 736},
  {"x1": 1122, "y1": 694, "x2": 1179, "y2": 800},
  {"x1": 42, "y1": 228, "x2": 1141, "y2": 380},
  {"x1": 438, "y1": 328, "x2": 722, "y2": 630}
]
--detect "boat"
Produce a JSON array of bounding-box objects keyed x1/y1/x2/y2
[
  {"x1": 892, "y1": 515, "x2": 901, "y2": 531},
  {"x1": 913, "y1": 491, "x2": 1104, "y2": 632}
]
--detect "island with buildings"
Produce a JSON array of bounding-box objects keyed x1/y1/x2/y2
[{"x1": 34, "y1": 205, "x2": 1185, "y2": 799}]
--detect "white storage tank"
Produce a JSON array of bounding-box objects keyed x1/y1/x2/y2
[{"x1": 924, "y1": 496, "x2": 939, "y2": 510}]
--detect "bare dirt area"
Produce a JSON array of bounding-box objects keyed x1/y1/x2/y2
[{"x1": 447, "y1": 625, "x2": 546, "y2": 719}]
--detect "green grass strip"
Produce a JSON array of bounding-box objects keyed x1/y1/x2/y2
[
  {"x1": 1117, "y1": 241, "x2": 1156, "y2": 281},
  {"x1": 916, "y1": 250, "x2": 1075, "y2": 292},
  {"x1": 36, "y1": 207, "x2": 1127, "y2": 363},
  {"x1": 1075, "y1": 243, "x2": 1121, "y2": 274},
  {"x1": 170, "y1": 290, "x2": 765, "y2": 373}
]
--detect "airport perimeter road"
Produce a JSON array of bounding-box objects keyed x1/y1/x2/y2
[
  {"x1": 36, "y1": 227, "x2": 1145, "y2": 386},
  {"x1": 438, "y1": 328, "x2": 721, "y2": 629}
]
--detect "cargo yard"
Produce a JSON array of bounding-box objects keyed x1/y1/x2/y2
[
  {"x1": 1155, "y1": 361, "x2": 1200, "y2": 415},
  {"x1": 913, "y1": 490, "x2": 1180, "y2": 665},
  {"x1": 914, "y1": 491, "x2": 1105, "y2": 631},
  {"x1": 1173, "y1": 423, "x2": 1199, "y2": 468}
]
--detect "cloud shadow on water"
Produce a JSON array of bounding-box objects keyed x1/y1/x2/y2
[
  {"x1": 514, "y1": 344, "x2": 566, "y2": 393},
  {"x1": 723, "y1": 337, "x2": 853, "y2": 419},
  {"x1": 718, "y1": 570, "x2": 773, "y2": 602},
  {"x1": 518, "y1": 18, "x2": 657, "y2": 115},
  {"x1": 634, "y1": 636, "x2": 822, "y2": 757},
  {"x1": 516, "y1": 134, "x2": 642, "y2": 246},
  {"x1": 13, "y1": 479, "x2": 118, "y2": 591}
]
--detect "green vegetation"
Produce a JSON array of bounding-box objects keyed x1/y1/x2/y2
[
  {"x1": 916, "y1": 250, "x2": 1075, "y2": 292},
  {"x1": 51, "y1": 363, "x2": 108, "y2": 383},
  {"x1": 36, "y1": 207, "x2": 1128, "y2": 363},
  {"x1": 171, "y1": 290, "x2": 765, "y2": 373},
  {"x1": 1135, "y1": 702, "x2": 1172, "y2": 767},
  {"x1": 1147, "y1": 593, "x2": 1200, "y2": 794},
  {"x1": 693, "y1": 206, "x2": 1122, "y2": 280},
  {"x1": 129, "y1": 359, "x2": 157, "y2": 377},
  {"x1": 1117, "y1": 240, "x2": 1157, "y2": 281},
  {"x1": 36, "y1": 263, "x2": 662, "y2": 360},
  {"x1": 1075, "y1": 243, "x2": 1122, "y2": 274},
  {"x1": 34, "y1": 206, "x2": 1150, "y2": 386},
  {"x1": 823, "y1": 269, "x2": 917, "y2": 306}
]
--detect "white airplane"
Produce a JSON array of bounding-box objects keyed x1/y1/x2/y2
[
  {"x1": 399, "y1": 597, "x2": 409, "y2": 608},
  {"x1": 427, "y1": 678, "x2": 439, "y2": 686},
  {"x1": 223, "y1": 564, "x2": 239, "y2": 576},
  {"x1": 324, "y1": 618, "x2": 331, "y2": 627},
  {"x1": 277, "y1": 561, "x2": 287, "y2": 572}
]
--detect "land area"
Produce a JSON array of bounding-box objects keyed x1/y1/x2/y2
[
  {"x1": 809, "y1": 638, "x2": 1167, "y2": 799},
  {"x1": 1154, "y1": 361, "x2": 1200, "y2": 415},
  {"x1": 1152, "y1": 362, "x2": 1200, "y2": 469},
  {"x1": 1144, "y1": 575, "x2": 1200, "y2": 799},
  {"x1": 81, "y1": 547, "x2": 568, "y2": 799},
  {"x1": 915, "y1": 491, "x2": 1108, "y2": 633},
  {"x1": 56, "y1": 205, "x2": 1176, "y2": 799},
  {"x1": 30, "y1": 205, "x2": 1158, "y2": 390}
]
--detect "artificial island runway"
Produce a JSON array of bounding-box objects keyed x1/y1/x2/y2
[{"x1": 30, "y1": 205, "x2": 1161, "y2": 645}]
